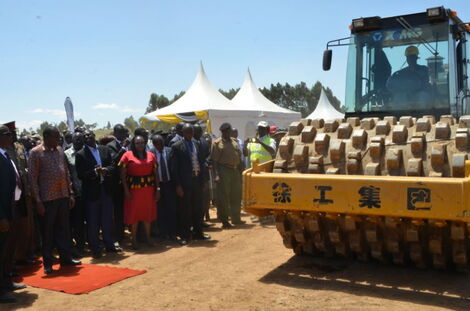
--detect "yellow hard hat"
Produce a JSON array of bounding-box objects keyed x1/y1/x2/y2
[{"x1": 405, "y1": 45, "x2": 419, "y2": 56}]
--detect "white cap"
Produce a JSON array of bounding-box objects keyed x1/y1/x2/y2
[{"x1": 257, "y1": 121, "x2": 269, "y2": 128}]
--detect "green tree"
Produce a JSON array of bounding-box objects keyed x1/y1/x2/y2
[
  {"x1": 106, "y1": 121, "x2": 112, "y2": 130},
  {"x1": 261, "y1": 81, "x2": 342, "y2": 117},
  {"x1": 74, "y1": 118, "x2": 97, "y2": 130},
  {"x1": 57, "y1": 121, "x2": 68, "y2": 134},
  {"x1": 219, "y1": 88, "x2": 239, "y2": 100},
  {"x1": 124, "y1": 115, "x2": 139, "y2": 133},
  {"x1": 37, "y1": 121, "x2": 54, "y2": 136},
  {"x1": 146, "y1": 93, "x2": 170, "y2": 113},
  {"x1": 171, "y1": 91, "x2": 185, "y2": 103}
]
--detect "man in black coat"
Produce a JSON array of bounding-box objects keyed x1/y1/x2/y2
[
  {"x1": 106, "y1": 124, "x2": 129, "y2": 243},
  {"x1": 170, "y1": 123, "x2": 210, "y2": 245},
  {"x1": 75, "y1": 131, "x2": 120, "y2": 258},
  {"x1": 193, "y1": 124, "x2": 211, "y2": 224},
  {"x1": 0, "y1": 126, "x2": 18, "y2": 303}
]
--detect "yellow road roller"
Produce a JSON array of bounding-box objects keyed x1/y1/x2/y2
[{"x1": 243, "y1": 7, "x2": 470, "y2": 269}]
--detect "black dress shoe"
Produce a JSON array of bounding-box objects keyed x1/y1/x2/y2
[
  {"x1": 178, "y1": 239, "x2": 188, "y2": 246},
  {"x1": 106, "y1": 246, "x2": 123, "y2": 253},
  {"x1": 44, "y1": 266, "x2": 54, "y2": 275},
  {"x1": 8, "y1": 282, "x2": 27, "y2": 291},
  {"x1": 61, "y1": 259, "x2": 81, "y2": 266},
  {"x1": 193, "y1": 233, "x2": 211, "y2": 240},
  {"x1": 0, "y1": 291, "x2": 17, "y2": 303}
]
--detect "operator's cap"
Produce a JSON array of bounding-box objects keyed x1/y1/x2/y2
[
  {"x1": 257, "y1": 121, "x2": 269, "y2": 128},
  {"x1": 405, "y1": 45, "x2": 419, "y2": 57},
  {"x1": 219, "y1": 122, "x2": 232, "y2": 131}
]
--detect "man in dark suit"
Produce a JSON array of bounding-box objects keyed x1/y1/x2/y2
[
  {"x1": 76, "y1": 131, "x2": 121, "y2": 258},
  {"x1": 169, "y1": 122, "x2": 184, "y2": 146},
  {"x1": 170, "y1": 123, "x2": 210, "y2": 245},
  {"x1": 107, "y1": 124, "x2": 129, "y2": 243},
  {"x1": 150, "y1": 134, "x2": 176, "y2": 240},
  {"x1": 193, "y1": 124, "x2": 211, "y2": 225},
  {"x1": 0, "y1": 125, "x2": 19, "y2": 303}
]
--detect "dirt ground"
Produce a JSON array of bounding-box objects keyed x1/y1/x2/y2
[{"x1": 6, "y1": 211, "x2": 470, "y2": 311}]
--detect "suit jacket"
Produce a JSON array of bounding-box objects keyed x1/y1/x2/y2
[
  {"x1": 150, "y1": 146, "x2": 172, "y2": 183},
  {"x1": 107, "y1": 139, "x2": 124, "y2": 162},
  {"x1": 75, "y1": 144, "x2": 114, "y2": 202},
  {"x1": 194, "y1": 138, "x2": 210, "y2": 182},
  {"x1": 0, "y1": 153, "x2": 15, "y2": 220},
  {"x1": 107, "y1": 139, "x2": 126, "y2": 184},
  {"x1": 170, "y1": 139, "x2": 204, "y2": 189}
]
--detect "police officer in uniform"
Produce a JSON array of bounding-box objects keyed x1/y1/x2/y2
[{"x1": 211, "y1": 123, "x2": 245, "y2": 229}]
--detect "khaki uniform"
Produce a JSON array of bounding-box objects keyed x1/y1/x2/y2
[{"x1": 211, "y1": 137, "x2": 242, "y2": 223}]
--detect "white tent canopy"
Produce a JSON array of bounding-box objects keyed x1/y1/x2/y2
[
  {"x1": 224, "y1": 69, "x2": 301, "y2": 138},
  {"x1": 141, "y1": 65, "x2": 302, "y2": 139},
  {"x1": 307, "y1": 88, "x2": 344, "y2": 120},
  {"x1": 231, "y1": 69, "x2": 298, "y2": 114},
  {"x1": 141, "y1": 63, "x2": 232, "y2": 121}
]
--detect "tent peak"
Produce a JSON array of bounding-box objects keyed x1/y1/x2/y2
[
  {"x1": 198, "y1": 61, "x2": 206, "y2": 75},
  {"x1": 243, "y1": 68, "x2": 255, "y2": 87},
  {"x1": 306, "y1": 86, "x2": 344, "y2": 120},
  {"x1": 246, "y1": 67, "x2": 252, "y2": 80}
]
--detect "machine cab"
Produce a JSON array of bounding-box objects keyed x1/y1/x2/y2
[{"x1": 326, "y1": 7, "x2": 470, "y2": 119}]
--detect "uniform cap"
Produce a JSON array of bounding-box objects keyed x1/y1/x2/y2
[
  {"x1": 3, "y1": 121, "x2": 16, "y2": 131},
  {"x1": 0, "y1": 125, "x2": 12, "y2": 136},
  {"x1": 405, "y1": 45, "x2": 419, "y2": 56}
]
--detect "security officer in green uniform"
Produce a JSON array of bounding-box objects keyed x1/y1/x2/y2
[
  {"x1": 243, "y1": 121, "x2": 277, "y2": 166},
  {"x1": 211, "y1": 122, "x2": 245, "y2": 229}
]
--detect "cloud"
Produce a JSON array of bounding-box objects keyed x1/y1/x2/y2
[
  {"x1": 26, "y1": 108, "x2": 81, "y2": 118},
  {"x1": 93, "y1": 103, "x2": 119, "y2": 110},
  {"x1": 27, "y1": 108, "x2": 66, "y2": 117},
  {"x1": 93, "y1": 102, "x2": 141, "y2": 113},
  {"x1": 15, "y1": 120, "x2": 43, "y2": 130}
]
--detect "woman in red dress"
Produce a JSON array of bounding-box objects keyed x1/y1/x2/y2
[{"x1": 119, "y1": 135, "x2": 159, "y2": 249}]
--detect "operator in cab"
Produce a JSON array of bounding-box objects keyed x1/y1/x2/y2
[{"x1": 386, "y1": 45, "x2": 431, "y2": 109}]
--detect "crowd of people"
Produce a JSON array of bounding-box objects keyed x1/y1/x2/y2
[{"x1": 0, "y1": 119, "x2": 285, "y2": 303}]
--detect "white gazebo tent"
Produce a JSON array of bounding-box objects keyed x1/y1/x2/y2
[
  {"x1": 141, "y1": 65, "x2": 302, "y2": 139},
  {"x1": 227, "y1": 69, "x2": 301, "y2": 138},
  {"x1": 141, "y1": 63, "x2": 232, "y2": 125},
  {"x1": 307, "y1": 88, "x2": 344, "y2": 120}
]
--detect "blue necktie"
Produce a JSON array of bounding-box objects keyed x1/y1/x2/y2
[{"x1": 160, "y1": 152, "x2": 169, "y2": 183}]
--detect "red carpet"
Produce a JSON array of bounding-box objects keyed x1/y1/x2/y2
[{"x1": 13, "y1": 262, "x2": 146, "y2": 295}]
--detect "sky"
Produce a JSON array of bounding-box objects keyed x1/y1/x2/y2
[{"x1": 0, "y1": 0, "x2": 468, "y2": 130}]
